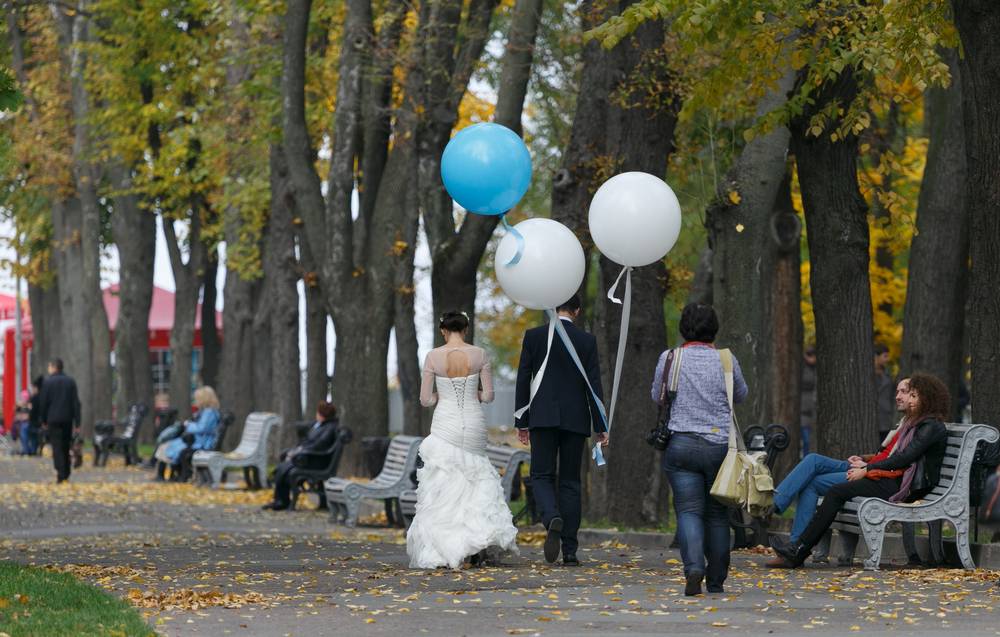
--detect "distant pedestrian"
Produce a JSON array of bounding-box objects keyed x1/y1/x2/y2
[
  {"x1": 800, "y1": 347, "x2": 817, "y2": 456},
  {"x1": 39, "y1": 359, "x2": 81, "y2": 483},
  {"x1": 26, "y1": 377, "x2": 43, "y2": 455},
  {"x1": 874, "y1": 343, "x2": 895, "y2": 441}
]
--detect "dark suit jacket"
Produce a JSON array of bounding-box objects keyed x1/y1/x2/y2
[
  {"x1": 39, "y1": 372, "x2": 81, "y2": 427},
  {"x1": 514, "y1": 318, "x2": 604, "y2": 436}
]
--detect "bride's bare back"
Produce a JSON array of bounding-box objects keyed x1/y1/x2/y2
[{"x1": 420, "y1": 345, "x2": 494, "y2": 406}]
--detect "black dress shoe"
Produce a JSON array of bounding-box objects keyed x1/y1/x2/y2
[
  {"x1": 706, "y1": 584, "x2": 724, "y2": 594},
  {"x1": 544, "y1": 517, "x2": 563, "y2": 563},
  {"x1": 563, "y1": 554, "x2": 580, "y2": 566},
  {"x1": 769, "y1": 535, "x2": 806, "y2": 567},
  {"x1": 684, "y1": 571, "x2": 704, "y2": 596}
]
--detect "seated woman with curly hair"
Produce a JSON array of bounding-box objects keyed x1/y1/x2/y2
[{"x1": 768, "y1": 372, "x2": 950, "y2": 568}]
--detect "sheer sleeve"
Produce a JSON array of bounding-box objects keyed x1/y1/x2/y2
[
  {"x1": 420, "y1": 353, "x2": 437, "y2": 407},
  {"x1": 478, "y1": 352, "x2": 495, "y2": 404}
]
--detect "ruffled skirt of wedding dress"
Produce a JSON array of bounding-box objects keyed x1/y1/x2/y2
[{"x1": 406, "y1": 434, "x2": 519, "y2": 569}]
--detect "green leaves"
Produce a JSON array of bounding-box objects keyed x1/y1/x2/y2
[{"x1": 0, "y1": 68, "x2": 23, "y2": 113}]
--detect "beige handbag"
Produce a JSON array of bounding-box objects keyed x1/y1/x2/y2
[{"x1": 710, "y1": 349, "x2": 774, "y2": 515}]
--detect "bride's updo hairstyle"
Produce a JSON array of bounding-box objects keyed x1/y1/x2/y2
[{"x1": 439, "y1": 310, "x2": 469, "y2": 334}]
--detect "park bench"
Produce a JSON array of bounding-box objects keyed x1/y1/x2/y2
[
  {"x1": 829, "y1": 422, "x2": 999, "y2": 570},
  {"x1": 288, "y1": 426, "x2": 354, "y2": 510},
  {"x1": 192, "y1": 412, "x2": 282, "y2": 489},
  {"x1": 93, "y1": 403, "x2": 148, "y2": 467},
  {"x1": 191, "y1": 411, "x2": 236, "y2": 484},
  {"x1": 398, "y1": 444, "x2": 530, "y2": 527},
  {"x1": 324, "y1": 435, "x2": 422, "y2": 527}
]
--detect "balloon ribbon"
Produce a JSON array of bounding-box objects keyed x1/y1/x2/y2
[
  {"x1": 500, "y1": 214, "x2": 524, "y2": 266},
  {"x1": 605, "y1": 266, "x2": 632, "y2": 456},
  {"x1": 512, "y1": 310, "x2": 610, "y2": 466}
]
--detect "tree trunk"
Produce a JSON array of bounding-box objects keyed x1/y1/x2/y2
[
  {"x1": 162, "y1": 215, "x2": 206, "y2": 420},
  {"x1": 109, "y1": 164, "x2": 155, "y2": 433},
  {"x1": 220, "y1": 262, "x2": 259, "y2": 442},
  {"x1": 27, "y1": 282, "x2": 61, "y2": 379},
  {"x1": 687, "y1": 246, "x2": 714, "y2": 306},
  {"x1": 599, "y1": 16, "x2": 680, "y2": 528},
  {"x1": 951, "y1": 0, "x2": 1000, "y2": 426},
  {"x1": 708, "y1": 68, "x2": 797, "y2": 428},
  {"x1": 428, "y1": 0, "x2": 544, "y2": 343},
  {"x1": 200, "y1": 250, "x2": 221, "y2": 390},
  {"x1": 900, "y1": 48, "x2": 968, "y2": 421},
  {"x1": 768, "y1": 171, "x2": 804, "y2": 481},
  {"x1": 266, "y1": 142, "x2": 303, "y2": 452},
  {"x1": 300, "y1": 240, "x2": 328, "y2": 412},
  {"x1": 51, "y1": 1, "x2": 112, "y2": 433},
  {"x1": 549, "y1": 0, "x2": 613, "y2": 521},
  {"x1": 790, "y1": 68, "x2": 877, "y2": 458}
]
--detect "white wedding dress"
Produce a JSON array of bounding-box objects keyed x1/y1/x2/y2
[{"x1": 406, "y1": 345, "x2": 519, "y2": 569}]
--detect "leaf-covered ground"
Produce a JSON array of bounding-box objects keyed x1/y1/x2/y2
[{"x1": 1, "y1": 454, "x2": 998, "y2": 636}]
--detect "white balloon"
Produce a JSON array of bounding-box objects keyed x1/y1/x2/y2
[
  {"x1": 588, "y1": 172, "x2": 682, "y2": 267},
  {"x1": 495, "y1": 218, "x2": 586, "y2": 310}
]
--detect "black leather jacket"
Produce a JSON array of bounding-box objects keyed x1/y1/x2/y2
[{"x1": 868, "y1": 417, "x2": 947, "y2": 499}]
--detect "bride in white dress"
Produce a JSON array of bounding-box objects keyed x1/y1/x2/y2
[{"x1": 406, "y1": 311, "x2": 519, "y2": 569}]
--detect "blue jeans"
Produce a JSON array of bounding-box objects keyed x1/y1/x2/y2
[
  {"x1": 20, "y1": 425, "x2": 38, "y2": 456},
  {"x1": 663, "y1": 433, "x2": 730, "y2": 587},
  {"x1": 773, "y1": 453, "x2": 849, "y2": 542}
]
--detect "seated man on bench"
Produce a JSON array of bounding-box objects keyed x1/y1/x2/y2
[
  {"x1": 765, "y1": 377, "x2": 912, "y2": 566},
  {"x1": 768, "y1": 373, "x2": 948, "y2": 568},
  {"x1": 262, "y1": 401, "x2": 340, "y2": 511}
]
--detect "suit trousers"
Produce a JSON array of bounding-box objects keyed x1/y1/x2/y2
[
  {"x1": 48, "y1": 421, "x2": 73, "y2": 482},
  {"x1": 529, "y1": 428, "x2": 586, "y2": 555}
]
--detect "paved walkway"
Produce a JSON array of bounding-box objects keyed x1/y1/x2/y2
[{"x1": 2, "y1": 453, "x2": 998, "y2": 636}]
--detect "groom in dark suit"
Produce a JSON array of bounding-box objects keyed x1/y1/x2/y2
[{"x1": 515, "y1": 294, "x2": 607, "y2": 565}]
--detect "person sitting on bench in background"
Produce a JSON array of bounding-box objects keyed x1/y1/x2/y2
[
  {"x1": 154, "y1": 387, "x2": 221, "y2": 481},
  {"x1": 765, "y1": 377, "x2": 912, "y2": 566},
  {"x1": 767, "y1": 373, "x2": 948, "y2": 568},
  {"x1": 262, "y1": 401, "x2": 341, "y2": 511}
]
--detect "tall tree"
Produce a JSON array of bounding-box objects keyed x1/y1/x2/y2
[
  {"x1": 109, "y1": 165, "x2": 155, "y2": 428},
  {"x1": 900, "y1": 48, "x2": 968, "y2": 420},
  {"x1": 549, "y1": 0, "x2": 614, "y2": 520},
  {"x1": 282, "y1": 0, "x2": 501, "y2": 472},
  {"x1": 200, "y1": 249, "x2": 221, "y2": 390},
  {"x1": 51, "y1": 0, "x2": 113, "y2": 433},
  {"x1": 598, "y1": 14, "x2": 681, "y2": 527},
  {"x1": 790, "y1": 67, "x2": 878, "y2": 458},
  {"x1": 265, "y1": 142, "x2": 302, "y2": 450},
  {"x1": 162, "y1": 212, "x2": 207, "y2": 420},
  {"x1": 951, "y1": 0, "x2": 1000, "y2": 426}
]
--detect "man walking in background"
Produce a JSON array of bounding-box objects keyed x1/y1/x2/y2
[{"x1": 39, "y1": 359, "x2": 81, "y2": 483}]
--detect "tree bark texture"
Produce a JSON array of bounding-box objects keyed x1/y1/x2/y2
[
  {"x1": 298, "y1": 237, "x2": 328, "y2": 413},
  {"x1": 162, "y1": 214, "x2": 206, "y2": 421},
  {"x1": 200, "y1": 250, "x2": 222, "y2": 391},
  {"x1": 790, "y1": 68, "x2": 878, "y2": 458},
  {"x1": 900, "y1": 48, "x2": 968, "y2": 420},
  {"x1": 266, "y1": 143, "x2": 303, "y2": 452},
  {"x1": 549, "y1": 0, "x2": 613, "y2": 521},
  {"x1": 599, "y1": 15, "x2": 680, "y2": 528},
  {"x1": 282, "y1": 0, "x2": 503, "y2": 473},
  {"x1": 951, "y1": 0, "x2": 1000, "y2": 427},
  {"x1": 708, "y1": 67, "x2": 797, "y2": 429},
  {"x1": 27, "y1": 282, "x2": 61, "y2": 379},
  {"x1": 428, "y1": 0, "x2": 543, "y2": 344},
  {"x1": 52, "y1": 1, "x2": 113, "y2": 432},
  {"x1": 109, "y1": 164, "x2": 155, "y2": 435},
  {"x1": 768, "y1": 171, "x2": 803, "y2": 482}
]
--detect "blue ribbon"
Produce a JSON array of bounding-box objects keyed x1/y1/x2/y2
[
  {"x1": 500, "y1": 214, "x2": 525, "y2": 266},
  {"x1": 545, "y1": 309, "x2": 610, "y2": 466}
]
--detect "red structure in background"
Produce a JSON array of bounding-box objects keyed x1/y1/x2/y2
[{"x1": 1, "y1": 286, "x2": 222, "y2": 427}]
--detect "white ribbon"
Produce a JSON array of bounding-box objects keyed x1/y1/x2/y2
[
  {"x1": 604, "y1": 265, "x2": 632, "y2": 439},
  {"x1": 513, "y1": 314, "x2": 556, "y2": 420},
  {"x1": 513, "y1": 310, "x2": 610, "y2": 466}
]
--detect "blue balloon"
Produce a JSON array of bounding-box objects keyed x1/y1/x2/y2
[{"x1": 440, "y1": 123, "x2": 532, "y2": 215}]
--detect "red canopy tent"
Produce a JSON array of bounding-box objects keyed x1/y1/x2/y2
[{"x1": 2, "y1": 286, "x2": 221, "y2": 427}]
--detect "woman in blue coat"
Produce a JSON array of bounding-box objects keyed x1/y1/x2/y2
[{"x1": 155, "y1": 386, "x2": 221, "y2": 480}]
